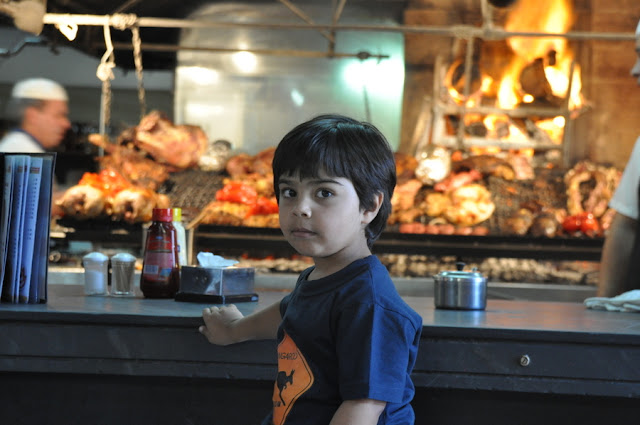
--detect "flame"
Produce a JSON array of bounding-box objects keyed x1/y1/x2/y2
[
  {"x1": 440, "y1": 0, "x2": 583, "y2": 150},
  {"x1": 504, "y1": 124, "x2": 530, "y2": 145},
  {"x1": 501, "y1": 0, "x2": 582, "y2": 109},
  {"x1": 483, "y1": 115, "x2": 500, "y2": 132},
  {"x1": 470, "y1": 146, "x2": 501, "y2": 155},
  {"x1": 504, "y1": 0, "x2": 574, "y2": 61},
  {"x1": 447, "y1": 73, "x2": 493, "y2": 106},
  {"x1": 511, "y1": 148, "x2": 534, "y2": 158},
  {"x1": 543, "y1": 56, "x2": 583, "y2": 109},
  {"x1": 536, "y1": 116, "x2": 566, "y2": 143},
  {"x1": 497, "y1": 62, "x2": 521, "y2": 109}
]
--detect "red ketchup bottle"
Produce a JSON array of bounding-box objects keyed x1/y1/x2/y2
[{"x1": 140, "y1": 208, "x2": 180, "y2": 298}]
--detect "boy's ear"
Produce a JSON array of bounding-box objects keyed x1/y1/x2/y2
[{"x1": 362, "y1": 192, "x2": 384, "y2": 225}]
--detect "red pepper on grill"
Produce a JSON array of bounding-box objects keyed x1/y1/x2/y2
[
  {"x1": 562, "y1": 212, "x2": 601, "y2": 237},
  {"x1": 215, "y1": 182, "x2": 258, "y2": 205},
  {"x1": 245, "y1": 196, "x2": 279, "y2": 218},
  {"x1": 579, "y1": 213, "x2": 601, "y2": 237},
  {"x1": 561, "y1": 214, "x2": 582, "y2": 233},
  {"x1": 78, "y1": 169, "x2": 130, "y2": 197}
]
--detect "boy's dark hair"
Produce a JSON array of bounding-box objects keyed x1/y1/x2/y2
[{"x1": 272, "y1": 114, "x2": 396, "y2": 249}]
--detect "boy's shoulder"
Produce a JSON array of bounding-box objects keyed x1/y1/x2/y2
[{"x1": 346, "y1": 256, "x2": 423, "y2": 325}]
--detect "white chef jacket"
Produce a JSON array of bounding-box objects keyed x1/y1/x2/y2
[
  {"x1": 610, "y1": 136, "x2": 640, "y2": 220},
  {"x1": 0, "y1": 129, "x2": 61, "y2": 192},
  {"x1": 0, "y1": 129, "x2": 45, "y2": 153}
]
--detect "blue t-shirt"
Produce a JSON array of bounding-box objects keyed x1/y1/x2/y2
[{"x1": 263, "y1": 255, "x2": 422, "y2": 425}]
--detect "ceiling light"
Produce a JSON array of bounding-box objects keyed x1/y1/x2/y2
[{"x1": 232, "y1": 51, "x2": 257, "y2": 73}]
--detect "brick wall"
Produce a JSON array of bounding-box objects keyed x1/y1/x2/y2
[
  {"x1": 587, "y1": 0, "x2": 640, "y2": 166},
  {"x1": 400, "y1": 0, "x2": 640, "y2": 169}
]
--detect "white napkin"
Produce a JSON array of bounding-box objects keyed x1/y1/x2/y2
[
  {"x1": 196, "y1": 252, "x2": 238, "y2": 268},
  {"x1": 584, "y1": 289, "x2": 640, "y2": 312}
]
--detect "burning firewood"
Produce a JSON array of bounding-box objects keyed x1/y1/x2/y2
[
  {"x1": 445, "y1": 57, "x2": 483, "y2": 99},
  {"x1": 519, "y1": 57, "x2": 558, "y2": 104}
]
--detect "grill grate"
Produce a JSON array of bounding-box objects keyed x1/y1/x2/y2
[
  {"x1": 487, "y1": 168, "x2": 566, "y2": 233},
  {"x1": 158, "y1": 170, "x2": 226, "y2": 221}
]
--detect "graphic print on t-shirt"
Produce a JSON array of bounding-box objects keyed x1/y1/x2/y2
[{"x1": 272, "y1": 331, "x2": 314, "y2": 425}]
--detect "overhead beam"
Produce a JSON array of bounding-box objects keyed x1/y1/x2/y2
[
  {"x1": 109, "y1": 41, "x2": 389, "y2": 60},
  {"x1": 42, "y1": 13, "x2": 637, "y2": 42}
]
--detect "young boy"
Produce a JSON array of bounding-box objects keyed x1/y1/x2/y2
[{"x1": 199, "y1": 114, "x2": 422, "y2": 425}]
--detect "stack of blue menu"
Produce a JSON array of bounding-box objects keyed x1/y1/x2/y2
[{"x1": 0, "y1": 153, "x2": 56, "y2": 303}]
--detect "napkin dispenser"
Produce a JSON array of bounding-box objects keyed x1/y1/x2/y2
[{"x1": 176, "y1": 266, "x2": 258, "y2": 303}]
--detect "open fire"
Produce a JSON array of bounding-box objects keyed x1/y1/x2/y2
[{"x1": 438, "y1": 0, "x2": 585, "y2": 150}]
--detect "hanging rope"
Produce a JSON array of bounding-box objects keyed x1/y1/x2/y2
[
  {"x1": 131, "y1": 25, "x2": 147, "y2": 119},
  {"x1": 96, "y1": 14, "x2": 147, "y2": 139},
  {"x1": 97, "y1": 21, "x2": 115, "y2": 140},
  {"x1": 109, "y1": 14, "x2": 146, "y2": 120},
  {"x1": 110, "y1": 13, "x2": 137, "y2": 31}
]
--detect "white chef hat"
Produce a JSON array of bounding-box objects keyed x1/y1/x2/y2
[{"x1": 11, "y1": 78, "x2": 68, "y2": 102}]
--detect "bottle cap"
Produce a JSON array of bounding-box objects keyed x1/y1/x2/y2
[
  {"x1": 172, "y1": 208, "x2": 182, "y2": 222},
  {"x1": 152, "y1": 208, "x2": 173, "y2": 222}
]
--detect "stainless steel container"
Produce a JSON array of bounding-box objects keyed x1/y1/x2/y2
[
  {"x1": 179, "y1": 266, "x2": 255, "y2": 296},
  {"x1": 433, "y1": 262, "x2": 487, "y2": 310}
]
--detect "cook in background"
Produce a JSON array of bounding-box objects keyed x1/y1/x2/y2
[
  {"x1": 597, "y1": 19, "x2": 640, "y2": 297},
  {"x1": 199, "y1": 114, "x2": 422, "y2": 425},
  {"x1": 0, "y1": 77, "x2": 72, "y2": 212},
  {"x1": 0, "y1": 78, "x2": 71, "y2": 153}
]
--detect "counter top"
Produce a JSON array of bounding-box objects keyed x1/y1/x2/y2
[
  {"x1": 1, "y1": 283, "x2": 639, "y2": 399},
  {"x1": 0, "y1": 283, "x2": 634, "y2": 341}
]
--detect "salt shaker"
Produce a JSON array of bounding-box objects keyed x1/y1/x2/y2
[{"x1": 82, "y1": 252, "x2": 109, "y2": 296}]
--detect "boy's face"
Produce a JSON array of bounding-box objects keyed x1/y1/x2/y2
[
  {"x1": 277, "y1": 169, "x2": 376, "y2": 268},
  {"x1": 633, "y1": 24, "x2": 640, "y2": 85}
]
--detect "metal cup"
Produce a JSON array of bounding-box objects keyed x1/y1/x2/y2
[{"x1": 110, "y1": 253, "x2": 136, "y2": 296}]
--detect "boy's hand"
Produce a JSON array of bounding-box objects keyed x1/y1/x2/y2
[{"x1": 199, "y1": 304, "x2": 244, "y2": 345}]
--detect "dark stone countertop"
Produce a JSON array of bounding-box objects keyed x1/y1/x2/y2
[
  {"x1": 0, "y1": 283, "x2": 637, "y2": 342},
  {"x1": 1, "y1": 283, "x2": 639, "y2": 398}
]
